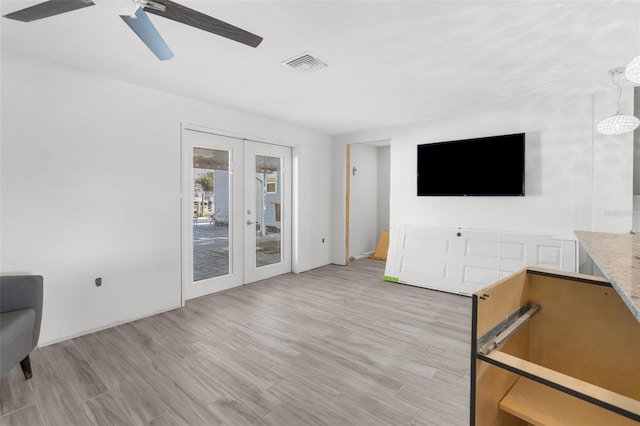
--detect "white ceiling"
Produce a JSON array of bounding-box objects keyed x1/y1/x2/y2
[{"x1": 2, "y1": 1, "x2": 639, "y2": 135}]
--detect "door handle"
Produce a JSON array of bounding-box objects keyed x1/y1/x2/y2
[{"x1": 247, "y1": 220, "x2": 254, "y2": 225}]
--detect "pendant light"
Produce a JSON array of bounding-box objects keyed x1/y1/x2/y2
[
  {"x1": 625, "y1": 55, "x2": 640, "y2": 84},
  {"x1": 596, "y1": 68, "x2": 639, "y2": 135}
]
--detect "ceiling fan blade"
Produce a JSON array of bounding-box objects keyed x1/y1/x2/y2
[
  {"x1": 143, "y1": 0, "x2": 263, "y2": 48},
  {"x1": 121, "y1": 8, "x2": 174, "y2": 61},
  {"x1": 3, "y1": 0, "x2": 95, "y2": 22}
]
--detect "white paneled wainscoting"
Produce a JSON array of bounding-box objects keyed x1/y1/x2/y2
[{"x1": 384, "y1": 225, "x2": 577, "y2": 296}]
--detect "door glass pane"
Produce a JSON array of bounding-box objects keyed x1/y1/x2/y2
[
  {"x1": 193, "y1": 148, "x2": 230, "y2": 281},
  {"x1": 255, "y1": 155, "x2": 282, "y2": 267}
]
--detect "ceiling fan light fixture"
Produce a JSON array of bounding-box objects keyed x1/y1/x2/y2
[{"x1": 625, "y1": 55, "x2": 640, "y2": 84}]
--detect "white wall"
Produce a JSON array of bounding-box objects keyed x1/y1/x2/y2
[
  {"x1": 592, "y1": 87, "x2": 635, "y2": 233},
  {"x1": 1, "y1": 52, "x2": 333, "y2": 345},
  {"x1": 332, "y1": 92, "x2": 634, "y2": 264},
  {"x1": 349, "y1": 144, "x2": 378, "y2": 257},
  {"x1": 377, "y1": 145, "x2": 390, "y2": 236}
]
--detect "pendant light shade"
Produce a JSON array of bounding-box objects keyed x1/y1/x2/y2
[
  {"x1": 625, "y1": 55, "x2": 640, "y2": 84},
  {"x1": 596, "y1": 114, "x2": 640, "y2": 135},
  {"x1": 596, "y1": 68, "x2": 639, "y2": 135}
]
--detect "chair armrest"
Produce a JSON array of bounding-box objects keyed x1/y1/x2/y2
[{"x1": 0, "y1": 276, "x2": 43, "y2": 348}]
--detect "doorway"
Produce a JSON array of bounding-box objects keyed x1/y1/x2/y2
[
  {"x1": 346, "y1": 141, "x2": 390, "y2": 263},
  {"x1": 182, "y1": 129, "x2": 292, "y2": 300}
]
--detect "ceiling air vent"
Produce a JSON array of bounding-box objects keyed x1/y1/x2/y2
[{"x1": 281, "y1": 52, "x2": 328, "y2": 73}]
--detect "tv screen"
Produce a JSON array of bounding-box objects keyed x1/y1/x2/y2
[{"x1": 417, "y1": 133, "x2": 525, "y2": 196}]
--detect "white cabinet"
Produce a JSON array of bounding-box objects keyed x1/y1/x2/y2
[{"x1": 384, "y1": 225, "x2": 576, "y2": 296}]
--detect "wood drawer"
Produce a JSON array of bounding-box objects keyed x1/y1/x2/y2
[{"x1": 471, "y1": 268, "x2": 640, "y2": 425}]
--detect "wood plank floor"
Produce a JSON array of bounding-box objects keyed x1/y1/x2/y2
[{"x1": 0, "y1": 259, "x2": 472, "y2": 426}]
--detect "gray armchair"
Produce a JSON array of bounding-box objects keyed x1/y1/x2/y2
[{"x1": 0, "y1": 275, "x2": 43, "y2": 379}]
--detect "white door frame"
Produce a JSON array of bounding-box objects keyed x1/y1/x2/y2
[{"x1": 180, "y1": 123, "x2": 298, "y2": 305}]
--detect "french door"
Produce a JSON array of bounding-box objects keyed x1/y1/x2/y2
[
  {"x1": 244, "y1": 141, "x2": 292, "y2": 283},
  {"x1": 182, "y1": 129, "x2": 291, "y2": 300}
]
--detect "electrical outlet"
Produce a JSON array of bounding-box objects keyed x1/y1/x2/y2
[{"x1": 95, "y1": 277, "x2": 102, "y2": 287}]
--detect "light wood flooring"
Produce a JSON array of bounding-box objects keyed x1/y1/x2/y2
[{"x1": 0, "y1": 259, "x2": 472, "y2": 426}]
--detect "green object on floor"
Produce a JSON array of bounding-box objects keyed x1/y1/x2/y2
[{"x1": 383, "y1": 275, "x2": 399, "y2": 283}]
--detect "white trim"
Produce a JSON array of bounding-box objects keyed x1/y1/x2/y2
[
  {"x1": 180, "y1": 123, "x2": 186, "y2": 307},
  {"x1": 291, "y1": 145, "x2": 300, "y2": 273}
]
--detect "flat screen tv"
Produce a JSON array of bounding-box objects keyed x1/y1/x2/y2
[{"x1": 417, "y1": 133, "x2": 525, "y2": 196}]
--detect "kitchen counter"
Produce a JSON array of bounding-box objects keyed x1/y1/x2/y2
[{"x1": 574, "y1": 230, "x2": 640, "y2": 322}]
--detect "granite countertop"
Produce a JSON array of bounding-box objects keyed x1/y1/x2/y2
[{"x1": 574, "y1": 230, "x2": 640, "y2": 322}]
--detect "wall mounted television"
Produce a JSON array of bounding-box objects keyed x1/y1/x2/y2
[{"x1": 417, "y1": 133, "x2": 525, "y2": 196}]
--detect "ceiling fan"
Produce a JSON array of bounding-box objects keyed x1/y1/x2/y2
[{"x1": 3, "y1": 0, "x2": 263, "y2": 60}]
